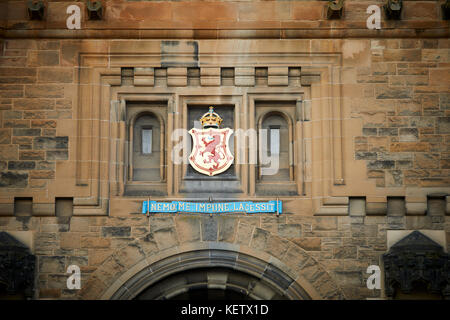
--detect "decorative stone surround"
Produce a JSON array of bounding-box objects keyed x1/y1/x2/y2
[{"x1": 79, "y1": 225, "x2": 345, "y2": 300}]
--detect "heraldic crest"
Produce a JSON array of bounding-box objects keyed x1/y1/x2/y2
[{"x1": 188, "y1": 107, "x2": 234, "y2": 176}]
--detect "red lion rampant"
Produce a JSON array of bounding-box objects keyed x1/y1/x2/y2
[{"x1": 201, "y1": 135, "x2": 224, "y2": 169}]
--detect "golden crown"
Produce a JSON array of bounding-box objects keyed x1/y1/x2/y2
[{"x1": 200, "y1": 106, "x2": 223, "y2": 128}]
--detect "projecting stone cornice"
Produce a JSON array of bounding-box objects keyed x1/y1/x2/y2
[{"x1": 0, "y1": 0, "x2": 449, "y2": 39}]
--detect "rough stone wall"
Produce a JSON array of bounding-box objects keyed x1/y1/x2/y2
[
  {"x1": 352, "y1": 39, "x2": 449, "y2": 189},
  {"x1": 0, "y1": 212, "x2": 448, "y2": 299},
  {"x1": 0, "y1": 39, "x2": 71, "y2": 193}
]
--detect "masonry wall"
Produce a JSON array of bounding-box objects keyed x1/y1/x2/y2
[{"x1": 0, "y1": 0, "x2": 449, "y2": 300}]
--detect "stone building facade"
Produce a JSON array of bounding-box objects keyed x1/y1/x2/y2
[{"x1": 0, "y1": 0, "x2": 449, "y2": 300}]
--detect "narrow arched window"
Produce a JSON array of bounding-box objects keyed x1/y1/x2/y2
[
  {"x1": 259, "y1": 113, "x2": 291, "y2": 181},
  {"x1": 132, "y1": 113, "x2": 161, "y2": 181}
]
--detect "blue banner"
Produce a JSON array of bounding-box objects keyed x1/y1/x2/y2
[{"x1": 142, "y1": 200, "x2": 282, "y2": 215}]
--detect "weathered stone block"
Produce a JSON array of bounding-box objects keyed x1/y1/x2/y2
[
  {"x1": 333, "y1": 246, "x2": 357, "y2": 259},
  {"x1": 355, "y1": 151, "x2": 377, "y2": 160},
  {"x1": 69, "y1": 217, "x2": 89, "y2": 232},
  {"x1": 38, "y1": 68, "x2": 73, "y2": 83},
  {"x1": 0, "y1": 144, "x2": 18, "y2": 160},
  {"x1": 313, "y1": 217, "x2": 338, "y2": 231},
  {"x1": 113, "y1": 242, "x2": 146, "y2": 269},
  {"x1": 28, "y1": 51, "x2": 59, "y2": 67},
  {"x1": 234, "y1": 223, "x2": 254, "y2": 246},
  {"x1": 376, "y1": 87, "x2": 412, "y2": 99},
  {"x1": 292, "y1": 237, "x2": 321, "y2": 251},
  {"x1": 39, "y1": 256, "x2": 66, "y2": 273},
  {"x1": 390, "y1": 142, "x2": 429, "y2": 152},
  {"x1": 437, "y1": 117, "x2": 450, "y2": 134},
  {"x1": 149, "y1": 216, "x2": 174, "y2": 233},
  {"x1": 201, "y1": 217, "x2": 218, "y2": 242},
  {"x1": 31, "y1": 120, "x2": 57, "y2": 128},
  {"x1": 3, "y1": 119, "x2": 29, "y2": 128},
  {"x1": 13, "y1": 128, "x2": 41, "y2": 136},
  {"x1": 60, "y1": 232, "x2": 81, "y2": 249},
  {"x1": 34, "y1": 136, "x2": 68, "y2": 150},
  {"x1": 399, "y1": 128, "x2": 418, "y2": 142},
  {"x1": 383, "y1": 49, "x2": 421, "y2": 61},
  {"x1": 278, "y1": 224, "x2": 301, "y2": 238},
  {"x1": 30, "y1": 170, "x2": 55, "y2": 179},
  {"x1": 175, "y1": 216, "x2": 201, "y2": 243},
  {"x1": 101, "y1": 226, "x2": 131, "y2": 237},
  {"x1": 14, "y1": 101, "x2": 53, "y2": 113},
  {"x1": 0, "y1": 129, "x2": 12, "y2": 144},
  {"x1": 153, "y1": 227, "x2": 179, "y2": 250},
  {"x1": 250, "y1": 227, "x2": 270, "y2": 251},
  {"x1": 19, "y1": 150, "x2": 45, "y2": 160},
  {"x1": 367, "y1": 160, "x2": 395, "y2": 169},
  {"x1": 81, "y1": 236, "x2": 111, "y2": 248},
  {"x1": 46, "y1": 150, "x2": 68, "y2": 160},
  {"x1": 0, "y1": 171, "x2": 28, "y2": 187},
  {"x1": 415, "y1": 153, "x2": 440, "y2": 169},
  {"x1": 8, "y1": 161, "x2": 35, "y2": 170},
  {"x1": 25, "y1": 85, "x2": 64, "y2": 98},
  {"x1": 265, "y1": 235, "x2": 290, "y2": 260},
  {"x1": 217, "y1": 216, "x2": 237, "y2": 242}
]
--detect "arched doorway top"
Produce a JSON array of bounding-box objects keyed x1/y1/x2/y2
[
  {"x1": 111, "y1": 247, "x2": 309, "y2": 300},
  {"x1": 79, "y1": 231, "x2": 345, "y2": 300}
]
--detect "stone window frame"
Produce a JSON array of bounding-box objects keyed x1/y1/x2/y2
[
  {"x1": 71, "y1": 41, "x2": 347, "y2": 216},
  {"x1": 118, "y1": 94, "x2": 171, "y2": 197},
  {"x1": 256, "y1": 110, "x2": 295, "y2": 182},
  {"x1": 176, "y1": 94, "x2": 245, "y2": 195},
  {"x1": 248, "y1": 94, "x2": 304, "y2": 197},
  {"x1": 127, "y1": 110, "x2": 165, "y2": 183}
]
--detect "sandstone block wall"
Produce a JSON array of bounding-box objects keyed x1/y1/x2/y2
[{"x1": 0, "y1": 0, "x2": 449, "y2": 300}]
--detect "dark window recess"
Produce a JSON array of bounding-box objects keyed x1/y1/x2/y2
[
  {"x1": 121, "y1": 67, "x2": 134, "y2": 86},
  {"x1": 427, "y1": 195, "x2": 446, "y2": 216},
  {"x1": 14, "y1": 198, "x2": 32, "y2": 217},
  {"x1": 259, "y1": 114, "x2": 290, "y2": 182},
  {"x1": 55, "y1": 197, "x2": 73, "y2": 217},
  {"x1": 187, "y1": 67, "x2": 200, "y2": 86},
  {"x1": 387, "y1": 197, "x2": 406, "y2": 216},
  {"x1": 133, "y1": 114, "x2": 161, "y2": 181},
  {"x1": 288, "y1": 67, "x2": 301, "y2": 86},
  {"x1": 255, "y1": 67, "x2": 268, "y2": 86},
  {"x1": 221, "y1": 68, "x2": 234, "y2": 86},
  {"x1": 154, "y1": 68, "x2": 167, "y2": 87}
]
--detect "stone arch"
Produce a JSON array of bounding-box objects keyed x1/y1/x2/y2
[
  {"x1": 79, "y1": 219, "x2": 345, "y2": 300},
  {"x1": 256, "y1": 110, "x2": 294, "y2": 132}
]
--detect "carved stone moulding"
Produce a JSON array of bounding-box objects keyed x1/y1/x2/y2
[
  {"x1": 27, "y1": 0, "x2": 44, "y2": 20},
  {"x1": 383, "y1": 231, "x2": 450, "y2": 298},
  {"x1": 384, "y1": 0, "x2": 402, "y2": 20},
  {"x1": 87, "y1": 0, "x2": 103, "y2": 20},
  {"x1": 443, "y1": 0, "x2": 450, "y2": 20},
  {"x1": 0, "y1": 232, "x2": 35, "y2": 298},
  {"x1": 327, "y1": 0, "x2": 344, "y2": 20}
]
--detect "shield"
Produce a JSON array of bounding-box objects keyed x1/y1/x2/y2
[{"x1": 188, "y1": 128, "x2": 234, "y2": 176}]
